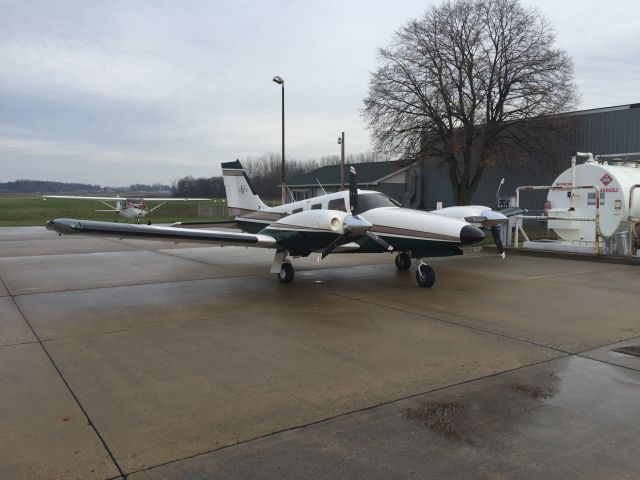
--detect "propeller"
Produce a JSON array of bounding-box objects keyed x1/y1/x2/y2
[
  {"x1": 465, "y1": 209, "x2": 508, "y2": 259},
  {"x1": 349, "y1": 166, "x2": 359, "y2": 215},
  {"x1": 490, "y1": 225, "x2": 506, "y2": 259},
  {"x1": 319, "y1": 166, "x2": 393, "y2": 260}
]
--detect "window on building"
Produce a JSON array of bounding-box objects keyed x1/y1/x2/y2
[
  {"x1": 293, "y1": 190, "x2": 310, "y2": 201},
  {"x1": 328, "y1": 198, "x2": 347, "y2": 212}
]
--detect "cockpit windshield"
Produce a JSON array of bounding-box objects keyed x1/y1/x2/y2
[{"x1": 357, "y1": 192, "x2": 399, "y2": 212}]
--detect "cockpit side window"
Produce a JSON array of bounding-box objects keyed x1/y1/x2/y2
[{"x1": 328, "y1": 198, "x2": 347, "y2": 212}]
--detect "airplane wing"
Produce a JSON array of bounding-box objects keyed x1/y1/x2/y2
[
  {"x1": 43, "y1": 195, "x2": 125, "y2": 201},
  {"x1": 46, "y1": 218, "x2": 276, "y2": 248},
  {"x1": 141, "y1": 198, "x2": 210, "y2": 201},
  {"x1": 43, "y1": 195, "x2": 210, "y2": 201}
]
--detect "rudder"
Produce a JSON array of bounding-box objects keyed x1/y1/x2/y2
[{"x1": 222, "y1": 160, "x2": 268, "y2": 215}]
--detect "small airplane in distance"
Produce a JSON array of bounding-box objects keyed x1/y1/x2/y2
[
  {"x1": 42, "y1": 195, "x2": 209, "y2": 223},
  {"x1": 46, "y1": 161, "x2": 508, "y2": 288}
]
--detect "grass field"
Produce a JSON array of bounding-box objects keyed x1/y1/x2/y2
[{"x1": 0, "y1": 197, "x2": 233, "y2": 226}]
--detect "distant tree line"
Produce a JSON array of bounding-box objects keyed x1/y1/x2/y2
[
  {"x1": 0, "y1": 180, "x2": 103, "y2": 194},
  {"x1": 0, "y1": 180, "x2": 171, "y2": 194},
  {"x1": 171, "y1": 151, "x2": 390, "y2": 199},
  {"x1": 128, "y1": 183, "x2": 172, "y2": 192}
]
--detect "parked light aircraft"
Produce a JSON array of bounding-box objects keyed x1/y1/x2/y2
[
  {"x1": 43, "y1": 195, "x2": 209, "y2": 223},
  {"x1": 46, "y1": 161, "x2": 507, "y2": 287}
]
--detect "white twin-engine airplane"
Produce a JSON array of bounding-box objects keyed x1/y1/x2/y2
[
  {"x1": 46, "y1": 161, "x2": 507, "y2": 288},
  {"x1": 42, "y1": 195, "x2": 209, "y2": 223}
]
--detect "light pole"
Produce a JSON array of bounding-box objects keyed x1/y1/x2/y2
[
  {"x1": 272, "y1": 75, "x2": 285, "y2": 204},
  {"x1": 338, "y1": 132, "x2": 345, "y2": 190}
]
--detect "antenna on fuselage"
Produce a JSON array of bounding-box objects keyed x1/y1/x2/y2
[{"x1": 315, "y1": 178, "x2": 327, "y2": 196}]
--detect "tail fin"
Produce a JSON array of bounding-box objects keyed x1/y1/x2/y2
[{"x1": 222, "y1": 160, "x2": 268, "y2": 215}]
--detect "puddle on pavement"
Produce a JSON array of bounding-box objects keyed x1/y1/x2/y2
[
  {"x1": 611, "y1": 345, "x2": 640, "y2": 358},
  {"x1": 509, "y1": 371, "x2": 559, "y2": 400},
  {"x1": 405, "y1": 401, "x2": 474, "y2": 444},
  {"x1": 509, "y1": 383, "x2": 556, "y2": 399}
]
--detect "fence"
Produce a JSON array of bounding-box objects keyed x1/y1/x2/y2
[{"x1": 197, "y1": 204, "x2": 229, "y2": 218}]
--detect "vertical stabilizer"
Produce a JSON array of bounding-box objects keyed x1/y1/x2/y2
[{"x1": 222, "y1": 160, "x2": 268, "y2": 215}]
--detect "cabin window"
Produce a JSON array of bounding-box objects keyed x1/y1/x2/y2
[
  {"x1": 292, "y1": 208, "x2": 303, "y2": 214},
  {"x1": 311, "y1": 203, "x2": 322, "y2": 210},
  {"x1": 328, "y1": 198, "x2": 347, "y2": 212}
]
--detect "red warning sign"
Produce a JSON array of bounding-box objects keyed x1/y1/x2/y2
[{"x1": 600, "y1": 173, "x2": 613, "y2": 186}]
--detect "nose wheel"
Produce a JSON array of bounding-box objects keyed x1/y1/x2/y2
[{"x1": 416, "y1": 262, "x2": 435, "y2": 288}]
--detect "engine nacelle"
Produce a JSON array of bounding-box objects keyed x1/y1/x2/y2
[{"x1": 267, "y1": 209, "x2": 349, "y2": 233}]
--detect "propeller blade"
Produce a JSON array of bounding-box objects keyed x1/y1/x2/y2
[
  {"x1": 320, "y1": 232, "x2": 350, "y2": 260},
  {"x1": 365, "y1": 231, "x2": 393, "y2": 252},
  {"x1": 349, "y1": 166, "x2": 358, "y2": 215},
  {"x1": 490, "y1": 225, "x2": 506, "y2": 259}
]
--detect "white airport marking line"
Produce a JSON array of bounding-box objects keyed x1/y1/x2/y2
[{"x1": 526, "y1": 268, "x2": 614, "y2": 280}]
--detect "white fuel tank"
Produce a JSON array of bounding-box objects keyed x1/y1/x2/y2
[{"x1": 547, "y1": 160, "x2": 640, "y2": 241}]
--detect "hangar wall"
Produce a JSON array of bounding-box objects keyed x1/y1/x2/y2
[{"x1": 422, "y1": 103, "x2": 640, "y2": 212}]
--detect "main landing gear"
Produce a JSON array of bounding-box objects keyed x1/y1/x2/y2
[
  {"x1": 278, "y1": 261, "x2": 294, "y2": 284},
  {"x1": 271, "y1": 251, "x2": 295, "y2": 284},
  {"x1": 394, "y1": 252, "x2": 411, "y2": 270}
]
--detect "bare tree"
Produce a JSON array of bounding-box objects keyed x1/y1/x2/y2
[{"x1": 363, "y1": 0, "x2": 577, "y2": 204}]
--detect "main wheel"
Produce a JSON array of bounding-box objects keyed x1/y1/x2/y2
[
  {"x1": 395, "y1": 252, "x2": 411, "y2": 270},
  {"x1": 278, "y1": 262, "x2": 294, "y2": 284},
  {"x1": 416, "y1": 264, "x2": 435, "y2": 288}
]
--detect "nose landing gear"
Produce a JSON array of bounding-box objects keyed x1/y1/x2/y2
[{"x1": 416, "y1": 261, "x2": 435, "y2": 288}]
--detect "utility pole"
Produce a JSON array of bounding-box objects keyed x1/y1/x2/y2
[
  {"x1": 272, "y1": 76, "x2": 285, "y2": 204},
  {"x1": 338, "y1": 131, "x2": 345, "y2": 190}
]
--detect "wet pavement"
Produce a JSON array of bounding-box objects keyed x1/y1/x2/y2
[{"x1": 0, "y1": 226, "x2": 639, "y2": 479}]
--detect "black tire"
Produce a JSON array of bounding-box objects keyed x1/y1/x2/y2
[
  {"x1": 416, "y1": 264, "x2": 435, "y2": 288},
  {"x1": 278, "y1": 262, "x2": 294, "y2": 284},
  {"x1": 395, "y1": 252, "x2": 411, "y2": 270}
]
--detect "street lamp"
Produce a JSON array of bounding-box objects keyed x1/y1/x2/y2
[
  {"x1": 338, "y1": 132, "x2": 345, "y2": 190},
  {"x1": 272, "y1": 75, "x2": 285, "y2": 204}
]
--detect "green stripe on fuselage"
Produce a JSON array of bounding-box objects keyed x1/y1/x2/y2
[{"x1": 237, "y1": 220, "x2": 269, "y2": 234}]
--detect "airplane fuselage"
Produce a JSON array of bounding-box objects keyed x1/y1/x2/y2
[
  {"x1": 118, "y1": 203, "x2": 149, "y2": 219},
  {"x1": 234, "y1": 190, "x2": 483, "y2": 257}
]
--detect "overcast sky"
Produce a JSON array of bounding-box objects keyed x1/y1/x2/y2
[{"x1": 1, "y1": 0, "x2": 639, "y2": 186}]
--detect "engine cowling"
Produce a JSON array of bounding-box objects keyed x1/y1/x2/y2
[{"x1": 267, "y1": 209, "x2": 349, "y2": 233}]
